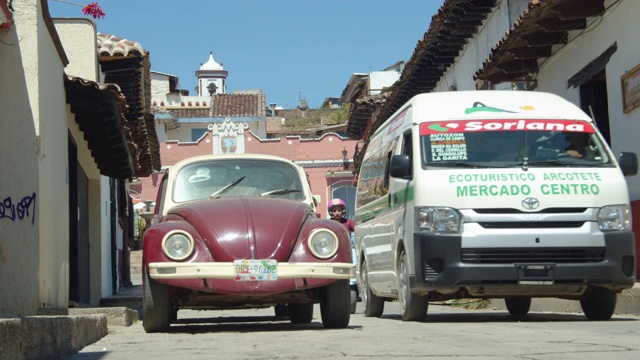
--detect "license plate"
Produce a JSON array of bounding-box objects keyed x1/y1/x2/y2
[{"x1": 233, "y1": 259, "x2": 278, "y2": 281}]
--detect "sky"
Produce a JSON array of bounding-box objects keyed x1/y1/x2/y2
[{"x1": 49, "y1": 0, "x2": 445, "y2": 109}]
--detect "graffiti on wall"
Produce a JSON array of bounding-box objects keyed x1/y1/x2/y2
[{"x1": 1, "y1": 193, "x2": 37, "y2": 224}]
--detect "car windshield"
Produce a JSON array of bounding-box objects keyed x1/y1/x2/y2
[
  {"x1": 172, "y1": 159, "x2": 305, "y2": 203},
  {"x1": 420, "y1": 119, "x2": 612, "y2": 168}
]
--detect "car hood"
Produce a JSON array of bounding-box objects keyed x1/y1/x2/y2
[{"x1": 168, "y1": 197, "x2": 313, "y2": 261}]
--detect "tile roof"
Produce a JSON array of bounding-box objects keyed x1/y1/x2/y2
[
  {"x1": 154, "y1": 93, "x2": 266, "y2": 119},
  {"x1": 211, "y1": 93, "x2": 266, "y2": 117},
  {"x1": 474, "y1": 0, "x2": 606, "y2": 83},
  {"x1": 97, "y1": 33, "x2": 145, "y2": 57},
  {"x1": 64, "y1": 76, "x2": 134, "y2": 179},
  {"x1": 97, "y1": 34, "x2": 161, "y2": 177}
]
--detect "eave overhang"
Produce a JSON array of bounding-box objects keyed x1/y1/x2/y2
[{"x1": 64, "y1": 76, "x2": 134, "y2": 179}]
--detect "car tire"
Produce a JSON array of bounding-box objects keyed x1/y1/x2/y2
[
  {"x1": 350, "y1": 288, "x2": 357, "y2": 314},
  {"x1": 274, "y1": 304, "x2": 289, "y2": 317},
  {"x1": 142, "y1": 266, "x2": 172, "y2": 333},
  {"x1": 320, "y1": 280, "x2": 351, "y2": 328},
  {"x1": 288, "y1": 303, "x2": 313, "y2": 324},
  {"x1": 398, "y1": 250, "x2": 427, "y2": 321},
  {"x1": 361, "y1": 260, "x2": 384, "y2": 317},
  {"x1": 505, "y1": 297, "x2": 531, "y2": 316},
  {"x1": 580, "y1": 287, "x2": 616, "y2": 320}
]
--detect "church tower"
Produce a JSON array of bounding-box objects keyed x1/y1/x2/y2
[{"x1": 196, "y1": 51, "x2": 228, "y2": 96}]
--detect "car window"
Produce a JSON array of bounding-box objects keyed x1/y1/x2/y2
[{"x1": 172, "y1": 159, "x2": 305, "y2": 203}]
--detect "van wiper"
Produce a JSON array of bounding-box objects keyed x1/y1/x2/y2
[
  {"x1": 429, "y1": 161, "x2": 493, "y2": 168},
  {"x1": 210, "y1": 176, "x2": 245, "y2": 199}
]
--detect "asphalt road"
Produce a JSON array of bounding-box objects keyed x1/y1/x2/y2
[{"x1": 66, "y1": 301, "x2": 640, "y2": 360}]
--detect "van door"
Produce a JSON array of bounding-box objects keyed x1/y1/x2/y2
[{"x1": 389, "y1": 130, "x2": 415, "y2": 292}]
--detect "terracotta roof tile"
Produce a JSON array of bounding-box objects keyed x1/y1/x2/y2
[{"x1": 97, "y1": 33, "x2": 145, "y2": 57}]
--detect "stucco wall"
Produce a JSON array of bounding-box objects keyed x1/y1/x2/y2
[
  {"x1": 32, "y1": 2, "x2": 71, "y2": 311},
  {"x1": 0, "y1": 3, "x2": 41, "y2": 316}
]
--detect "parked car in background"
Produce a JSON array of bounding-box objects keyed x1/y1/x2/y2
[{"x1": 142, "y1": 154, "x2": 355, "y2": 332}]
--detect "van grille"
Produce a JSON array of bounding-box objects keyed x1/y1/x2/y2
[
  {"x1": 473, "y1": 208, "x2": 587, "y2": 214},
  {"x1": 461, "y1": 247, "x2": 605, "y2": 264},
  {"x1": 424, "y1": 259, "x2": 442, "y2": 280},
  {"x1": 478, "y1": 221, "x2": 584, "y2": 229}
]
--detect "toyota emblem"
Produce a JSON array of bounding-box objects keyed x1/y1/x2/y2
[{"x1": 521, "y1": 197, "x2": 540, "y2": 210}]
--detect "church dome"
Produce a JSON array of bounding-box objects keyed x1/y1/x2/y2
[{"x1": 200, "y1": 51, "x2": 223, "y2": 71}]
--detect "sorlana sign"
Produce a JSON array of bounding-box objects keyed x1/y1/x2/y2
[{"x1": 420, "y1": 119, "x2": 595, "y2": 135}]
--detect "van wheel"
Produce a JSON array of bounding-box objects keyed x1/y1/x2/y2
[
  {"x1": 361, "y1": 260, "x2": 384, "y2": 317},
  {"x1": 581, "y1": 287, "x2": 616, "y2": 320},
  {"x1": 320, "y1": 280, "x2": 351, "y2": 328},
  {"x1": 142, "y1": 267, "x2": 172, "y2": 333},
  {"x1": 505, "y1": 297, "x2": 531, "y2": 316},
  {"x1": 398, "y1": 250, "x2": 428, "y2": 321},
  {"x1": 350, "y1": 289, "x2": 357, "y2": 314}
]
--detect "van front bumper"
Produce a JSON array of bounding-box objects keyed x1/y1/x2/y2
[{"x1": 410, "y1": 231, "x2": 636, "y2": 296}]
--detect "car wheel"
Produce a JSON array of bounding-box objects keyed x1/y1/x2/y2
[
  {"x1": 581, "y1": 287, "x2": 617, "y2": 320},
  {"x1": 350, "y1": 288, "x2": 357, "y2": 314},
  {"x1": 288, "y1": 303, "x2": 313, "y2": 324},
  {"x1": 142, "y1": 266, "x2": 172, "y2": 333},
  {"x1": 274, "y1": 304, "x2": 289, "y2": 317},
  {"x1": 398, "y1": 250, "x2": 427, "y2": 321},
  {"x1": 505, "y1": 297, "x2": 531, "y2": 316},
  {"x1": 320, "y1": 280, "x2": 351, "y2": 328},
  {"x1": 361, "y1": 260, "x2": 384, "y2": 317}
]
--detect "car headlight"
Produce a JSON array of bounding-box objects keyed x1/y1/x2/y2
[
  {"x1": 162, "y1": 230, "x2": 195, "y2": 261},
  {"x1": 416, "y1": 207, "x2": 462, "y2": 233},
  {"x1": 597, "y1": 205, "x2": 632, "y2": 231},
  {"x1": 308, "y1": 229, "x2": 339, "y2": 259}
]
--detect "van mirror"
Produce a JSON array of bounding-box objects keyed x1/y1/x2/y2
[
  {"x1": 389, "y1": 155, "x2": 412, "y2": 179},
  {"x1": 619, "y1": 152, "x2": 638, "y2": 176}
]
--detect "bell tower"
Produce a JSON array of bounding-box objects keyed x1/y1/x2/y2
[{"x1": 196, "y1": 51, "x2": 228, "y2": 96}]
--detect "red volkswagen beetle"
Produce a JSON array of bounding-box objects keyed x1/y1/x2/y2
[{"x1": 142, "y1": 154, "x2": 354, "y2": 332}]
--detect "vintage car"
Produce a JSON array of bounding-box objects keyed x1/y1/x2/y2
[{"x1": 142, "y1": 154, "x2": 355, "y2": 332}]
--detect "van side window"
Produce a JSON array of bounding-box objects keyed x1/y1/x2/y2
[
  {"x1": 402, "y1": 131, "x2": 413, "y2": 177},
  {"x1": 383, "y1": 151, "x2": 391, "y2": 192}
]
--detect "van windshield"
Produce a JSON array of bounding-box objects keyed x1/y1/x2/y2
[{"x1": 419, "y1": 119, "x2": 612, "y2": 167}]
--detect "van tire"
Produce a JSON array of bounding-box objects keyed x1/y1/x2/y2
[
  {"x1": 580, "y1": 287, "x2": 616, "y2": 320},
  {"x1": 350, "y1": 289, "x2": 357, "y2": 314},
  {"x1": 504, "y1": 297, "x2": 531, "y2": 316},
  {"x1": 361, "y1": 260, "x2": 384, "y2": 317},
  {"x1": 399, "y1": 250, "x2": 428, "y2": 321}
]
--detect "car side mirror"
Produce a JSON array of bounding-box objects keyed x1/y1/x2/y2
[
  {"x1": 389, "y1": 154, "x2": 412, "y2": 179},
  {"x1": 619, "y1": 152, "x2": 638, "y2": 176}
]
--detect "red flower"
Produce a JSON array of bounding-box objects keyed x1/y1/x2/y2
[{"x1": 82, "y1": 2, "x2": 106, "y2": 19}]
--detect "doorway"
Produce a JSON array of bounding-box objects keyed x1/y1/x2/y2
[{"x1": 68, "y1": 133, "x2": 90, "y2": 305}]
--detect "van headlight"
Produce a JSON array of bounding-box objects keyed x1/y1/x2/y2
[
  {"x1": 308, "y1": 229, "x2": 339, "y2": 259},
  {"x1": 162, "y1": 230, "x2": 195, "y2": 261},
  {"x1": 597, "y1": 205, "x2": 631, "y2": 231},
  {"x1": 416, "y1": 207, "x2": 462, "y2": 233}
]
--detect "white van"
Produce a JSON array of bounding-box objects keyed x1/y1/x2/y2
[{"x1": 354, "y1": 91, "x2": 637, "y2": 321}]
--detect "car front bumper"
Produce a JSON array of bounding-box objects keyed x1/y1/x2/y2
[{"x1": 148, "y1": 262, "x2": 355, "y2": 280}]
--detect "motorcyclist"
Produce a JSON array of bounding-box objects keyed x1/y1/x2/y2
[{"x1": 327, "y1": 198, "x2": 355, "y2": 232}]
